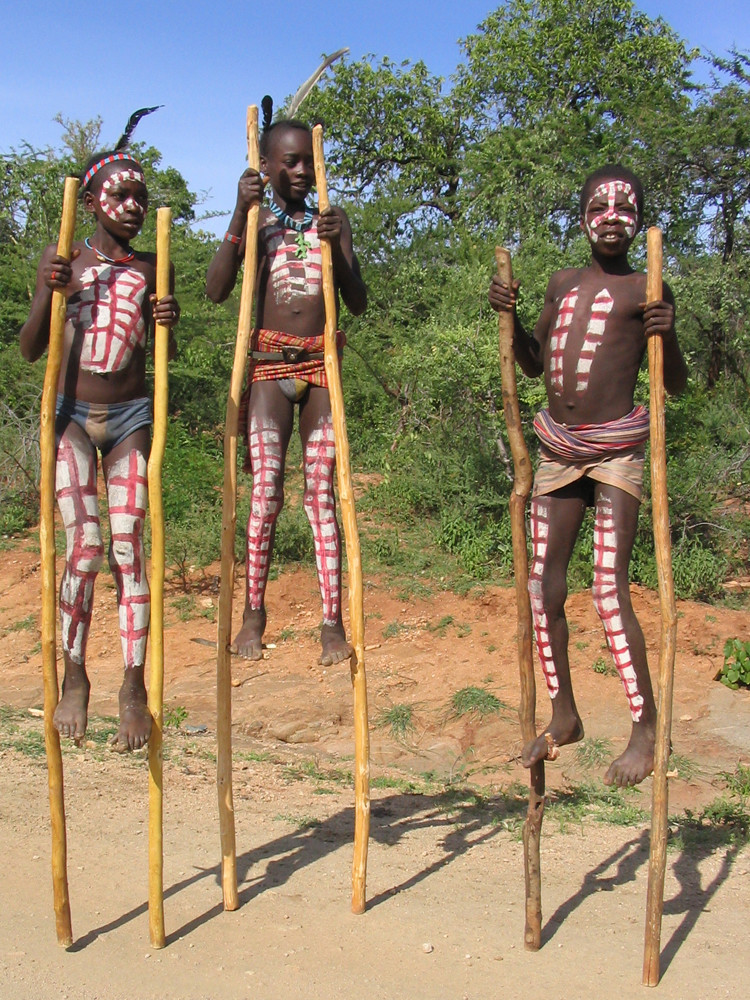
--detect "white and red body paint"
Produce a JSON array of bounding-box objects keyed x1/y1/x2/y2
[
  {"x1": 575, "y1": 288, "x2": 614, "y2": 393},
  {"x1": 591, "y1": 498, "x2": 644, "y2": 721},
  {"x1": 107, "y1": 451, "x2": 150, "y2": 668},
  {"x1": 584, "y1": 180, "x2": 637, "y2": 243},
  {"x1": 56, "y1": 438, "x2": 149, "y2": 669},
  {"x1": 528, "y1": 498, "x2": 559, "y2": 698},
  {"x1": 56, "y1": 435, "x2": 105, "y2": 663},
  {"x1": 302, "y1": 416, "x2": 340, "y2": 626},
  {"x1": 267, "y1": 220, "x2": 322, "y2": 307},
  {"x1": 99, "y1": 167, "x2": 146, "y2": 222},
  {"x1": 66, "y1": 264, "x2": 147, "y2": 374},
  {"x1": 549, "y1": 287, "x2": 578, "y2": 395},
  {"x1": 246, "y1": 415, "x2": 284, "y2": 610}
]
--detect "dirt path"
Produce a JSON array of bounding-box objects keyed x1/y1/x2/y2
[{"x1": 1, "y1": 538, "x2": 749, "y2": 998}]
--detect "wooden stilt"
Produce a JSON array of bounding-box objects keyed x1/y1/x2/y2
[
  {"x1": 147, "y1": 207, "x2": 172, "y2": 949},
  {"x1": 40, "y1": 176, "x2": 79, "y2": 948},
  {"x1": 495, "y1": 247, "x2": 545, "y2": 950},
  {"x1": 216, "y1": 106, "x2": 260, "y2": 911},
  {"x1": 312, "y1": 124, "x2": 370, "y2": 914},
  {"x1": 643, "y1": 227, "x2": 677, "y2": 987}
]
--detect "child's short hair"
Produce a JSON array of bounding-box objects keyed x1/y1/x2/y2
[
  {"x1": 80, "y1": 106, "x2": 160, "y2": 190},
  {"x1": 259, "y1": 94, "x2": 311, "y2": 157},
  {"x1": 580, "y1": 165, "x2": 644, "y2": 218}
]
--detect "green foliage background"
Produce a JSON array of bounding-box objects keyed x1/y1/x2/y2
[{"x1": 1, "y1": 0, "x2": 748, "y2": 603}]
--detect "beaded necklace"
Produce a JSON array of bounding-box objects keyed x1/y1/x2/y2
[
  {"x1": 269, "y1": 201, "x2": 314, "y2": 259},
  {"x1": 84, "y1": 237, "x2": 135, "y2": 265}
]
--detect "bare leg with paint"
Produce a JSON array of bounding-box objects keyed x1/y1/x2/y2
[
  {"x1": 53, "y1": 423, "x2": 103, "y2": 742},
  {"x1": 104, "y1": 429, "x2": 152, "y2": 750},
  {"x1": 232, "y1": 382, "x2": 292, "y2": 660},
  {"x1": 523, "y1": 487, "x2": 587, "y2": 767},
  {"x1": 300, "y1": 386, "x2": 352, "y2": 666},
  {"x1": 592, "y1": 485, "x2": 656, "y2": 786}
]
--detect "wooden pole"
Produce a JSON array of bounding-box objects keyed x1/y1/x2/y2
[
  {"x1": 147, "y1": 207, "x2": 171, "y2": 949},
  {"x1": 216, "y1": 105, "x2": 260, "y2": 911},
  {"x1": 312, "y1": 124, "x2": 370, "y2": 914},
  {"x1": 643, "y1": 227, "x2": 678, "y2": 987},
  {"x1": 40, "y1": 175, "x2": 79, "y2": 948},
  {"x1": 494, "y1": 247, "x2": 545, "y2": 950}
]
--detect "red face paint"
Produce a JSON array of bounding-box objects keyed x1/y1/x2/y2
[{"x1": 584, "y1": 180, "x2": 637, "y2": 244}]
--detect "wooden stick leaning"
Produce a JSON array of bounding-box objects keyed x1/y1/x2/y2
[
  {"x1": 40, "y1": 176, "x2": 79, "y2": 948},
  {"x1": 312, "y1": 124, "x2": 370, "y2": 914},
  {"x1": 494, "y1": 248, "x2": 545, "y2": 951},
  {"x1": 147, "y1": 207, "x2": 172, "y2": 949},
  {"x1": 216, "y1": 105, "x2": 260, "y2": 911},
  {"x1": 642, "y1": 227, "x2": 678, "y2": 987}
]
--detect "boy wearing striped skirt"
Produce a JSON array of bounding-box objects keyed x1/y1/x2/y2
[
  {"x1": 207, "y1": 103, "x2": 366, "y2": 667},
  {"x1": 489, "y1": 165, "x2": 687, "y2": 786}
]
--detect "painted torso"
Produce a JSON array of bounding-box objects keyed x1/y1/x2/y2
[
  {"x1": 256, "y1": 212, "x2": 326, "y2": 339},
  {"x1": 65, "y1": 263, "x2": 148, "y2": 374},
  {"x1": 540, "y1": 267, "x2": 648, "y2": 426},
  {"x1": 57, "y1": 243, "x2": 155, "y2": 404}
]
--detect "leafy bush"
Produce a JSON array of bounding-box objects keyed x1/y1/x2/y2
[{"x1": 719, "y1": 639, "x2": 750, "y2": 690}]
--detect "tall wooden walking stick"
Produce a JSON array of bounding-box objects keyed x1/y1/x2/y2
[
  {"x1": 147, "y1": 207, "x2": 172, "y2": 949},
  {"x1": 312, "y1": 124, "x2": 370, "y2": 914},
  {"x1": 642, "y1": 227, "x2": 678, "y2": 987},
  {"x1": 40, "y1": 175, "x2": 79, "y2": 948},
  {"x1": 216, "y1": 105, "x2": 260, "y2": 911},
  {"x1": 495, "y1": 247, "x2": 545, "y2": 950}
]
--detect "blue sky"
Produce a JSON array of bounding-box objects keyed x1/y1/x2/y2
[{"x1": 1, "y1": 1, "x2": 748, "y2": 237}]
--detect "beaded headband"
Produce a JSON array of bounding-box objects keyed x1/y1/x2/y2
[{"x1": 82, "y1": 153, "x2": 143, "y2": 190}]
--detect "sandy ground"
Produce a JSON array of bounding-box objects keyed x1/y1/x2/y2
[{"x1": 1, "y1": 537, "x2": 749, "y2": 999}]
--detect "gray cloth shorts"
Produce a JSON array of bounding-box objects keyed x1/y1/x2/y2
[{"x1": 55, "y1": 395, "x2": 152, "y2": 456}]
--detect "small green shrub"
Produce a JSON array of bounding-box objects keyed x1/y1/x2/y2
[
  {"x1": 719, "y1": 639, "x2": 750, "y2": 690},
  {"x1": 450, "y1": 686, "x2": 508, "y2": 718},
  {"x1": 672, "y1": 540, "x2": 728, "y2": 601},
  {"x1": 376, "y1": 703, "x2": 415, "y2": 740},
  {"x1": 163, "y1": 704, "x2": 188, "y2": 728},
  {"x1": 592, "y1": 656, "x2": 617, "y2": 677}
]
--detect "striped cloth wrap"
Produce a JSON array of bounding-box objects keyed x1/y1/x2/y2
[
  {"x1": 249, "y1": 328, "x2": 345, "y2": 386},
  {"x1": 533, "y1": 405, "x2": 650, "y2": 462}
]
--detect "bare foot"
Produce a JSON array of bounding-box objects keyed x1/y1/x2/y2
[
  {"x1": 230, "y1": 606, "x2": 266, "y2": 660},
  {"x1": 111, "y1": 667, "x2": 152, "y2": 751},
  {"x1": 53, "y1": 665, "x2": 91, "y2": 743},
  {"x1": 319, "y1": 622, "x2": 352, "y2": 666},
  {"x1": 604, "y1": 722, "x2": 655, "y2": 787},
  {"x1": 522, "y1": 713, "x2": 584, "y2": 768}
]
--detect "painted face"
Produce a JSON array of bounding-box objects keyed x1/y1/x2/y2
[
  {"x1": 262, "y1": 127, "x2": 315, "y2": 205},
  {"x1": 584, "y1": 180, "x2": 638, "y2": 244},
  {"x1": 96, "y1": 165, "x2": 148, "y2": 226}
]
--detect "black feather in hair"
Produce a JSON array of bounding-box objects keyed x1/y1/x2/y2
[
  {"x1": 114, "y1": 106, "x2": 163, "y2": 151},
  {"x1": 261, "y1": 95, "x2": 274, "y2": 132}
]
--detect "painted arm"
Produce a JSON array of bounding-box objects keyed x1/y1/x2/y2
[
  {"x1": 205, "y1": 169, "x2": 265, "y2": 303},
  {"x1": 150, "y1": 262, "x2": 180, "y2": 359},
  {"x1": 488, "y1": 272, "x2": 547, "y2": 378},
  {"x1": 19, "y1": 244, "x2": 75, "y2": 362},
  {"x1": 643, "y1": 283, "x2": 687, "y2": 395},
  {"x1": 317, "y1": 207, "x2": 367, "y2": 316}
]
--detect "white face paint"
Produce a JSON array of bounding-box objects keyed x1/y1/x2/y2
[
  {"x1": 584, "y1": 180, "x2": 638, "y2": 243},
  {"x1": 99, "y1": 168, "x2": 147, "y2": 223}
]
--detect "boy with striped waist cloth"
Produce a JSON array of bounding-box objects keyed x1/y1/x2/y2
[
  {"x1": 489, "y1": 165, "x2": 687, "y2": 786},
  {"x1": 207, "y1": 98, "x2": 366, "y2": 666}
]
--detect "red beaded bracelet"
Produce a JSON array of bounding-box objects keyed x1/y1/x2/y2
[{"x1": 224, "y1": 231, "x2": 242, "y2": 245}]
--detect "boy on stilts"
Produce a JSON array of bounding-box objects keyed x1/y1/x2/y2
[
  {"x1": 20, "y1": 109, "x2": 180, "y2": 750},
  {"x1": 207, "y1": 98, "x2": 367, "y2": 666},
  {"x1": 489, "y1": 165, "x2": 687, "y2": 786}
]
